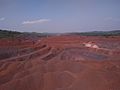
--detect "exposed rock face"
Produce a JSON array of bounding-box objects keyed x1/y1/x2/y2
[
  {"x1": 84, "y1": 42, "x2": 99, "y2": 49},
  {"x1": 0, "y1": 36, "x2": 120, "y2": 90}
]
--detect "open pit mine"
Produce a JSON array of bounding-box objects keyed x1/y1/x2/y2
[{"x1": 0, "y1": 35, "x2": 120, "y2": 90}]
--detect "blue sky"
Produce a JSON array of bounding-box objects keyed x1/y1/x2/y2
[{"x1": 0, "y1": 0, "x2": 120, "y2": 33}]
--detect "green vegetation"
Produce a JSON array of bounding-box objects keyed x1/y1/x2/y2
[
  {"x1": 0, "y1": 29, "x2": 51, "y2": 39},
  {"x1": 0, "y1": 29, "x2": 22, "y2": 38},
  {"x1": 68, "y1": 30, "x2": 120, "y2": 36},
  {"x1": 0, "y1": 29, "x2": 120, "y2": 39}
]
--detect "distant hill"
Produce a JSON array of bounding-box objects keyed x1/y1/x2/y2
[
  {"x1": 0, "y1": 29, "x2": 120, "y2": 39},
  {"x1": 67, "y1": 30, "x2": 120, "y2": 36},
  {"x1": 0, "y1": 29, "x2": 22, "y2": 38},
  {"x1": 0, "y1": 29, "x2": 53, "y2": 39}
]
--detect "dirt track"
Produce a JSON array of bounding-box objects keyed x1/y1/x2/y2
[{"x1": 0, "y1": 36, "x2": 120, "y2": 90}]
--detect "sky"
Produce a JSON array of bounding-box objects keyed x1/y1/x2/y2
[{"x1": 0, "y1": 0, "x2": 120, "y2": 33}]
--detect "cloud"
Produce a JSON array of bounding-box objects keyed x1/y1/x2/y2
[
  {"x1": 0, "y1": 17, "x2": 5, "y2": 21},
  {"x1": 22, "y1": 19, "x2": 51, "y2": 25}
]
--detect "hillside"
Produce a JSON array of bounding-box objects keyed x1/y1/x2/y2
[
  {"x1": 1, "y1": 29, "x2": 120, "y2": 39},
  {"x1": 67, "y1": 30, "x2": 120, "y2": 36},
  {"x1": 0, "y1": 30, "x2": 22, "y2": 38},
  {"x1": 0, "y1": 29, "x2": 56, "y2": 39}
]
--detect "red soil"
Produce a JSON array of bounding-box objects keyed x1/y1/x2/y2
[{"x1": 0, "y1": 35, "x2": 120, "y2": 90}]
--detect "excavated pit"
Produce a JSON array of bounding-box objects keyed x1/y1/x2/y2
[
  {"x1": 0, "y1": 36, "x2": 120, "y2": 90},
  {"x1": 59, "y1": 48, "x2": 108, "y2": 61}
]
